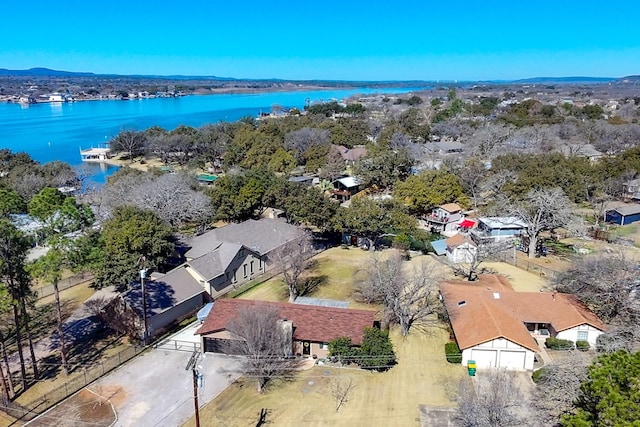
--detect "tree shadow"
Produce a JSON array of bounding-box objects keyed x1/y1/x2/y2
[{"x1": 298, "y1": 275, "x2": 329, "y2": 297}]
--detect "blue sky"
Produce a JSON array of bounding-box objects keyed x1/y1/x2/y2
[{"x1": 1, "y1": 0, "x2": 638, "y2": 81}]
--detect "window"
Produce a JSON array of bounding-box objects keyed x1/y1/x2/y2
[
  {"x1": 320, "y1": 342, "x2": 329, "y2": 350},
  {"x1": 250, "y1": 260, "x2": 254, "y2": 274},
  {"x1": 233, "y1": 269, "x2": 237, "y2": 283},
  {"x1": 259, "y1": 259, "x2": 263, "y2": 270},
  {"x1": 577, "y1": 331, "x2": 588, "y2": 342},
  {"x1": 243, "y1": 264, "x2": 247, "y2": 278}
]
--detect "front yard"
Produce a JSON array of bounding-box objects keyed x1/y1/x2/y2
[
  {"x1": 183, "y1": 328, "x2": 464, "y2": 427},
  {"x1": 187, "y1": 247, "x2": 466, "y2": 426}
]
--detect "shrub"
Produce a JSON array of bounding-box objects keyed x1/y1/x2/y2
[
  {"x1": 576, "y1": 340, "x2": 590, "y2": 351},
  {"x1": 356, "y1": 327, "x2": 396, "y2": 371},
  {"x1": 531, "y1": 367, "x2": 546, "y2": 383},
  {"x1": 545, "y1": 337, "x2": 574, "y2": 350},
  {"x1": 445, "y1": 342, "x2": 462, "y2": 364},
  {"x1": 328, "y1": 336, "x2": 354, "y2": 364}
]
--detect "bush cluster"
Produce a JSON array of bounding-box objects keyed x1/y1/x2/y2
[
  {"x1": 445, "y1": 341, "x2": 462, "y2": 363},
  {"x1": 328, "y1": 327, "x2": 396, "y2": 371},
  {"x1": 576, "y1": 340, "x2": 590, "y2": 351},
  {"x1": 545, "y1": 337, "x2": 575, "y2": 350}
]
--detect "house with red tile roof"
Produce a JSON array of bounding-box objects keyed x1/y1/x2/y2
[
  {"x1": 439, "y1": 275, "x2": 606, "y2": 370},
  {"x1": 195, "y1": 299, "x2": 376, "y2": 358}
]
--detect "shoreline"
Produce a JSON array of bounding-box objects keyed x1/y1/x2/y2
[{"x1": 1, "y1": 84, "x2": 416, "y2": 105}]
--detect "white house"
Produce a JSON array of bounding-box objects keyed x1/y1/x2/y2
[
  {"x1": 445, "y1": 233, "x2": 477, "y2": 264},
  {"x1": 424, "y1": 203, "x2": 464, "y2": 235},
  {"x1": 440, "y1": 275, "x2": 606, "y2": 371}
]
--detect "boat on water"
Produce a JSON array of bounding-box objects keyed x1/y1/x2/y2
[{"x1": 80, "y1": 146, "x2": 112, "y2": 162}]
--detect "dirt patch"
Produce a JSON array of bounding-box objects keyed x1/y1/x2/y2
[
  {"x1": 87, "y1": 384, "x2": 128, "y2": 407},
  {"x1": 29, "y1": 388, "x2": 116, "y2": 427}
]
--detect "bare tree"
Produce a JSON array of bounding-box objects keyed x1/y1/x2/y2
[
  {"x1": 554, "y1": 251, "x2": 638, "y2": 323},
  {"x1": 508, "y1": 187, "x2": 573, "y2": 258},
  {"x1": 272, "y1": 234, "x2": 315, "y2": 303},
  {"x1": 387, "y1": 259, "x2": 442, "y2": 336},
  {"x1": 110, "y1": 130, "x2": 146, "y2": 162},
  {"x1": 455, "y1": 369, "x2": 526, "y2": 427},
  {"x1": 356, "y1": 252, "x2": 442, "y2": 336},
  {"x1": 531, "y1": 351, "x2": 592, "y2": 425},
  {"x1": 458, "y1": 158, "x2": 489, "y2": 211},
  {"x1": 98, "y1": 172, "x2": 213, "y2": 227},
  {"x1": 452, "y1": 240, "x2": 514, "y2": 281},
  {"x1": 331, "y1": 377, "x2": 355, "y2": 412},
  {"x1": 284, "y1": 127, "x2": 330, "y2": 164},
  {"x1": 354, "y1": 252, "x2": 404, "y2": 305},
  {"x1": 468, "y1": 123, "x2": 512, "y2": 158},
  {"x1": 227, "y1": 306, "x2": 302, "y2": 392}
]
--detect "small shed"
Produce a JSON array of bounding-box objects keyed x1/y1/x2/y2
[{"x1": 605, "y1": 204, "x2": 640, "y2": 225}]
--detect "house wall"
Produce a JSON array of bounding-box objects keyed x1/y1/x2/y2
[
  {"x1": 461, "y1": 338, "x2": 535, "y2": 370},
  {"x1": 293, "y1": 340, "x2": 330, "y2": 358},
  {"x1": 556, "y1": 324, "x2": 603, "y2": 347},
  {"x1": 148, "y1": 292, "x2": 206, "y2": 339},
  {"x1": 605, "y1": 210, "x2": 624, "y2": 225},
  {"x1": 447, "y1": 243, "x2": 476, "y2": 264},
  {"x1": 205, "y1": 249, "x2": 266, "y2": 298}
]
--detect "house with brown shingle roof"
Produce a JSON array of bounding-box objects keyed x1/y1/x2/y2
[
  {"x1": 439, "y1": 275, "x2": 606, "y2": 370},
  {"x1": 196, "y1": 299, "x2": 376, "y2": 358}
]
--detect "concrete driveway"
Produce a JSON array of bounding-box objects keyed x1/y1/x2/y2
[{"x1": 85, "y1": 347, "x2": 241, "y2": 427}]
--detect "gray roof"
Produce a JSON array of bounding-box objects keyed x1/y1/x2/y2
[
  {"x1": 294, "y1": 297, "x2": 350, "y2": 308},
  {"x1": 478, "y1": 217, "x2": 528, "y2": 229},
  {"x1": 187, "y1": 242, "x2": 243, "y2": 280},
  {"x1": 125, "y1": 265, "x2": 205, "y2": 317},
  {"x1": 608, "y1": 204, "x2": 640, "y2": 216},
  {"x1": 185, "y1": 218, "x2": 305, "y2": 258}
]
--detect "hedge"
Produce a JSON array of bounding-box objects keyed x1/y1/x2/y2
[
  {"x1": 576, "y1": 340, "x2": 590, "y2": 351},
  {"x1": 545, "y1": 337, "x2": 574, "y2": 350},
  {"x1": 445, "y1": 342, "x2": 462, "y2": 364}
]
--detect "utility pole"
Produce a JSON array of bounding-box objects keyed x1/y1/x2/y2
[
  {"x1": 186, "y1": 350, "x2": 201, "y2": 427},
  {"x1": 139, "y1": 256, "x2": 149, "y2": 345}
]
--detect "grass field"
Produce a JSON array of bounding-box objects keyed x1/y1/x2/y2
[
  {"x1": 184, "y1": 327, "x2": 464, "y2": 427},
  {"x1": 239, "y1": 247, "x2": 377, "y2": 309}
]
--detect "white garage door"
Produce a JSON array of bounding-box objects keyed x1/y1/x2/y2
[
  {"x1": 498, "y1": 351, "x2": 526, "y2": 369},
  {"x1": 471, "y1": 349, "x2": 497, "y2": 368}
]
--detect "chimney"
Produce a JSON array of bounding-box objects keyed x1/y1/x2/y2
[
  {"x1": 552, "y1": 292, "x2": 556, "y2": 301},
  {"x1": 493, "y1": 292, "x2": 500, "y2": 299}
]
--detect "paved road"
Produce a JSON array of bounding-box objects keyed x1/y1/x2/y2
[{"x1": 86, "y1": 347, "x2": 241, "y2": 427}]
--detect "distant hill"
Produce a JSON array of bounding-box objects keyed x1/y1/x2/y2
[
  {"x1": 512, "y1": 76, "x2": 616, "y2": 84},
  {"x1": 617, "y1": 75, "x2": 640, "y2": 82},
  {"x1": 0, "y1": 67, "x2": 98, "y2": 77}
]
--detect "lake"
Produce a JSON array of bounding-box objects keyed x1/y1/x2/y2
[{"x1": 0, "y1": 87, "x2": 421, "y2": 184}]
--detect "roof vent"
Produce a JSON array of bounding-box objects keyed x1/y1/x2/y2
[
  {"x1": 493, "y1": 292, "x2": 500, "y2": 299},
  {"x1": 458, "y1": 300, "x2": 466, "y2": 307}
]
